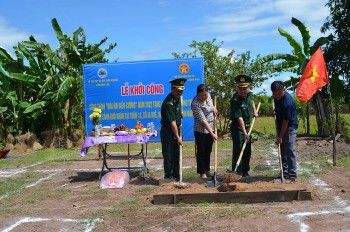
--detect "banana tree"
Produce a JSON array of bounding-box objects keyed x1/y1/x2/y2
[
  {"x1": 38, "y1": 18, "x2": 117, "y2": 136},
  {"x1": 257, "y1": 17, "x2": 331, "y2": 136}
]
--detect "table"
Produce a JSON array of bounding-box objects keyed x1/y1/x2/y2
[{"x1": 80, "y1": 132, "x2": 157, "y2": 179}]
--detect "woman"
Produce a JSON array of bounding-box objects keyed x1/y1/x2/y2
[{"x1": 191, "y1": 84, "x2": 218, "y2": 179}]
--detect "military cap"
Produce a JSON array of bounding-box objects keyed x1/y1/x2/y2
[
  {"x1": 235, "y1": 74, "x2": 252, "y2": 87},
  {"x1": 169, "y1": 77, "x2": 187, "y2": 90}
]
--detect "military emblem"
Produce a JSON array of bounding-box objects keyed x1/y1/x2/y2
[{"x1": 178, "y1": 63, "x2": 190, "y2": 74}]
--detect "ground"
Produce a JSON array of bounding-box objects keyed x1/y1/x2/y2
[{"x1": 0, "y1": 136, "x2": 349, "y2": 232}]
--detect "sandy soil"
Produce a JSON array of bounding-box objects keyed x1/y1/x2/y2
[{"x1": 0, "y1": 137, "x2": 349, "y2": 231}]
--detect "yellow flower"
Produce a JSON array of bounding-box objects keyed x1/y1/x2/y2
[
  {"x1": 94, "y1": 108, "x2": 102, "y2": 113},
  {"x1": 89, "y1": 108, "x2": 102, "y2": 126}
]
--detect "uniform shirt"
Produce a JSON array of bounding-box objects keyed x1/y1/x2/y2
[
  {"x1": 161, "y1": 93, "x2": 182, "y2": 127},
  {"x1": 230, "y1": 92, "x2": 254, "y2": 132},
  {"x1": 191, "y1": 93, "x2": 215, "y2": 134},
  {"x1": 274, "y1": 91, "x2": 298, "y2": 131}
]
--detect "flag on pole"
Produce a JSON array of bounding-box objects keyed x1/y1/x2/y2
[{"x1": 296, "y1": 47, "x2": 329, "y2": 103}]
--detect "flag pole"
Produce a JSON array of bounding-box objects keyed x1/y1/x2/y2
[{"x1": 327, "y1": 83, "x2": 337, "y2": 166}]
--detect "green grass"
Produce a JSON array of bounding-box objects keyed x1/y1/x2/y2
[
  {"x1": 0, "y1": 148, "x2": 83, "y2": 169},
  {"x1": 183, "y1": 168, "x2": 199, "y2": 179},
  {"x1": 337, "y1": 154, "x2": 350, "y2": 167},
  {"x1": 0, "y1": 171, "x2": 46, "y2": 196},
  {"x1": 251, "y1": 114, "x2": 350, "y2": 139}
]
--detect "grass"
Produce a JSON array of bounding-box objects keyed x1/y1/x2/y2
[
  {"x1": 251, "y1": 114, "x2": 350, "y2": 139},
  {"x1": 0, "y1": 171, "x2": 46, "y2": 196},
  {"x1": 215, "y1": 208, "x2": 259, "y2": 218},
  {"x1": 338, "y1": 154, "x2": 350, "y2": 167}
]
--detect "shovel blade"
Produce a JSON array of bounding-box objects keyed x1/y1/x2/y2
[{"x1": 207, "y1": 174, "x2": 223, "y2": 188}]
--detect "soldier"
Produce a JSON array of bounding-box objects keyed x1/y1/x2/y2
[
  {"x1": 160, "y1": 77, "x2": 187, "y2": 181},
  {"x1": 230, "y1": 74, "x2": 257, "y2": 177}
]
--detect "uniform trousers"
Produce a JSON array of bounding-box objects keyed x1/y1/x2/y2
[
  {"x1": 160, "y1": 126, "x2": 180, "y2": 179},
  {"x1": 231, "y1": 128, "x2": 251, "y2": 174}
]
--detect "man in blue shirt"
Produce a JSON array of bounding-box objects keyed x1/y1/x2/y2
[{"x1": 271, "y1": 81, "x2": 298, "y2": 181}]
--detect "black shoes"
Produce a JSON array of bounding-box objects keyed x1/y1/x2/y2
[{"x1": 243, "y1": 172, "x2": 250, "y2": 177}]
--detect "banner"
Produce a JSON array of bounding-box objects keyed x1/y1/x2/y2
[{"x1": 82, "y1": 58, "x2": 204, "y2": 142}]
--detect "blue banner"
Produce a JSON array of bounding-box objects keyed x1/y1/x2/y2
[{"x1": 83, "y1": 58, "x2": 204, "y2": 142}]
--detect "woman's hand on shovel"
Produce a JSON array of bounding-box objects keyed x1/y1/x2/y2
[{"x1": 177, "y1": 137, "x2": 183, "y2": 146}]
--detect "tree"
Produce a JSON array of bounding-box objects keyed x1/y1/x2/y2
[
  {"x1": 0, "y1": 18, "x2": 117, "y2": 145},
  {"x1": 37, "y1": 18, "x2": 117, "y2": 136},
  {"x1": 258, "y1": 17, "x2": 331, "y2": 136},
  {"x1": 321, "y1": 0, "x2": 350, "y2": 102},
  {"x1": 172, "y1": 39, "x2": 270, "y2": 134}
]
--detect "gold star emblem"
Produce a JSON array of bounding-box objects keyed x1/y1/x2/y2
[{"x1": 310, "y1": 65, "x2": 319, "y2": 83}]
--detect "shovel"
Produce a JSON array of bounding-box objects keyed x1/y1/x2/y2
[
  {"x1": 277, "y1": 144, "x2": 284, "y2": 183},
  {"x1": 225, "y1": 102, "x2": 261, "y2": 182},
  {"x1": 174, "y1": 96, "x2": 188, "y2": 189},
  {"x1": 273, "y1": 102, "x2": 284, "y2": 183},
  {"x1": 207, "y1": 96, "x2": 223, "y2": 187}
]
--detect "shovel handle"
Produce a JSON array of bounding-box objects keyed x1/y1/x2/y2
[
  {"x1": 234, "y1": 102, "x2": 261, "y2": 173},
  {"x1": 214, "y1": 96, "x2": 218, "y2": 173},
  {"x1": 179, "y1": 96, "x2": 183, "y2": 183},
  {"x1": 273, "y1": 102, "x2": 284, "y2": 183}
]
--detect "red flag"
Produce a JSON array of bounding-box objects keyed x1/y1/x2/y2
[{"x1": 296, "y1": 47, "x2": 329, "y2": 103}]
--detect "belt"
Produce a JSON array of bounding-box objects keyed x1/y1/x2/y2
[{"x1": 245, "y1": 123, "x2": 250, "y2": 127}]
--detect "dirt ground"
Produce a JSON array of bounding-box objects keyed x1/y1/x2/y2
[{"x1": 0, "y1": 136, "x2": 349, "y2": 232}]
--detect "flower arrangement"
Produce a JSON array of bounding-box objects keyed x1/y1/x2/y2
[{"x1": 89, "y1": 108, "x2": 102, "y2": 126}]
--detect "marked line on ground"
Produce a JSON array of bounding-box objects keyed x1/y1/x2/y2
[
  {"x1": 1, "y1": 217, "x2": 103, "y2": 232},
  {"x1": 286, "y1": 171, "x2": 349, "y2": 232},
  {"x1": 0, "y1": 162, "x2": 43, "y2": 177}
]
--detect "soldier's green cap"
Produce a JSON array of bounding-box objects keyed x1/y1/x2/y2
[
  {"x1": 169, "y1": 77, "x2": 187, "y2": 90},
  {"x1": 235, "y1": 74, "x2": 252, "y2": 87}
]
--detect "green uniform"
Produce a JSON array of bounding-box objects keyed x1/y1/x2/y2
[
  {"x1": 160, "y1": 93, "x2": 182, "y2": 179},
  {"x1": 230, "y1": 91, "x2": 254, "y2": 174}
]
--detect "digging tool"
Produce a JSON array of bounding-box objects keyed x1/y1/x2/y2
[
  {"x1": 276, "y1": 144, "x2": 284, "y2": 183},
  {"x1": 207, "y1": 96, "x2": 223, "y2": 187},
  {"x1": 273, "y1": 102, "x2": 284, "y2": 183},
  {"x1": 225, "y1": 102, "x2": 261, "y2": 182},
  {"x1": 174, "y1": 96, "x2": 188, "y2": 189}
]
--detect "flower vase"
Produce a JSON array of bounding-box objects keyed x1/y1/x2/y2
[{"x1": 95, "y1": 124, "x2": 102, "y2": 137}]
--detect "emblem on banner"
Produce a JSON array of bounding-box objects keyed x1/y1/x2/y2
[
  {"x1": 97, "y1": 68, "x2": 108, "y2": 78},
  {"x1": 178, "y1": 63, "x2": 190, "y2": 74}
]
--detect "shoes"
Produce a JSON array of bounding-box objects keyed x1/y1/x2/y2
[
  {"x1": 243, "y1": 172, "x2": 250, "y2": 177},
  {"x1": 205, "y1": 171, "x2": 212, "y2": 177},
  {"x1": 199, "y1": 174, "x2": 207, "y2": 179},
  {"x1": 283, "y1": 173, "x2": 290, "y2": 179}
]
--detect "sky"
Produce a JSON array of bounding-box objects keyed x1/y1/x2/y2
[{"x1": 0, "y1": 0, "x2": 329, "y2": 95}]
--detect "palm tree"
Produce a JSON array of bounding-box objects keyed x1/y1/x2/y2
[{"x1": 258, "y1": 17, "x2": 331, "y2": 136}]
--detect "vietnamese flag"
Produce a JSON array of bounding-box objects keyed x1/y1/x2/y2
[{"x1": 296, "y1": 47, "x2": 329, "y2": 103}]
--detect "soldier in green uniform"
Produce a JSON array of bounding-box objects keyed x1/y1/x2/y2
[
  {"x1": 230, "y1": 75, "x2": 257, "y2": 177},
  {"x1": 160, "y1": 78, "x2": 187, "y2": 180}
]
